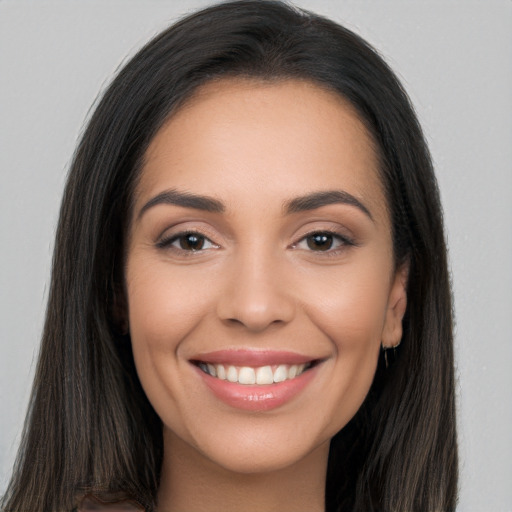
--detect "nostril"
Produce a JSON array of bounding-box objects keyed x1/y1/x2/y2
[{"x1": 222, "y1": 316, "x2": 286, "y2": 332}]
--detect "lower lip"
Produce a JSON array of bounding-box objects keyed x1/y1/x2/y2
[{"x1": 193, "y1": 364, "x2": 319, "y2": 411}]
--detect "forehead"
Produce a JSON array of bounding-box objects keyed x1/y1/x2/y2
[{"x1": 136, "y1": 78, "x2": 387, "y2": 223}]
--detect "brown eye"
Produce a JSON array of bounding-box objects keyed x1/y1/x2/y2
[
  {"x1": 294, "y1": 231, "x2": 354, "y2": 254},
  {"x1": 306, "y1": 233, "x2": 334, "y2": 251},
  {"x1": 157, "y1": 231, "x2": 218, "y2": 252},
  {"x1": 178, "y1": 233, "x2": 206, "y2": 250}
]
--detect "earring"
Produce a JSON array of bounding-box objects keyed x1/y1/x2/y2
[{"x1": 382, "y1": 341, "x2": 401, "y2": 369}]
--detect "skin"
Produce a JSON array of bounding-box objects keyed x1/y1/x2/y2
[{"x1": 124, "y1": 79, "x2": 408, "y2": 512}]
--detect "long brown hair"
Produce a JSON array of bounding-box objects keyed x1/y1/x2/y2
[{"x1": 1, "y1": 2, "x2": 457, "y2": 510}]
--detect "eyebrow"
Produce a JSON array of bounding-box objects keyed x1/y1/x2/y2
[
  {"x1": 137, "y1": 189, "x2": 225, "y2": 220},
  {"x1": 284, "y1": 190, "x2": 373, "y2": 220},
  {"x1": 137, "y1": 188, "x2": 372, "y2": 221}
]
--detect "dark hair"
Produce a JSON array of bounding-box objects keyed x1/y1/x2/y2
[{"x1": 1, "y1": 1, "x2": 457, "y2": 511}]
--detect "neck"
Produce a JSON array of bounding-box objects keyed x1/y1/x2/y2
[{"x1": 156, "y1": 429, "x2": 329, "y2": 512}]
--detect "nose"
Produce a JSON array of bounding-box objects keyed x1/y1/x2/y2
[{"x1": 216, "y1": 249, "x2": 296, "y2": 332}]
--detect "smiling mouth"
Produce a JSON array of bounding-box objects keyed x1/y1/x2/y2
[
  {"x1": 193, "y1": 361, "x2": 318, "y2": 385},
  {"x1": 191, "y1": 352, "x2": 323, "y2": 411}
]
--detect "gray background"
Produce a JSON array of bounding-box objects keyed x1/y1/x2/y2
[{"x1": 1, "y1": 1, "x2": 511, "y2": 510}]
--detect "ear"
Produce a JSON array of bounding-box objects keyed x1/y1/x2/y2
[{"x1": 381, "y1": 263, "x2": 409, "y2": 349}]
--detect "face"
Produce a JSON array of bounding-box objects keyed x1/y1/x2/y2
[{"x1": 124, "y1": 79, "x2": 407, "y2": 474}]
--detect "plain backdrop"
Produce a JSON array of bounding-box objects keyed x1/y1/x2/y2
[{"x1": 1, "y1": 1, "x2": 511, "y2": 510}]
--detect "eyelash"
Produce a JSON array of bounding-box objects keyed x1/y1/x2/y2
[
  {"x1": 156, "y1": 231, "x2": 219, "y2": 253},
  {"x1": 156, "y1": 229, "x2": 355, "y2": 256},
  {"x1": 292, "y1": 230, "x2": 356, "y2": 256}
]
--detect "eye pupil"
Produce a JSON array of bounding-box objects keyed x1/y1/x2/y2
[
  {"x1": 307, "y1": 233, "x2": 333, "y2": 251},
  {"x1": 180, "y1": 234, "x2": 204, "y2": 250}
]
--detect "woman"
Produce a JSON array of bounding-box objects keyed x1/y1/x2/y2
[{"x1": 0, "y1": 1, "x2": 458, "y2": 511}]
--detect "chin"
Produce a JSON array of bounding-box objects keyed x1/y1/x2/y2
[{"x1": 195, "y1": 431, "x2": 330, "y2": 476}]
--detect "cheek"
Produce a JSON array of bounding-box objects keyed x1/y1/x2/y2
[
  {"x1": 298, "y1": 255, "x2": 391, "y2": 425},
  {"x1": 302, "y1": 260, "x2": 391, "y2": 351},
  {"x1": 125, "y1": 258, "x2": 218, "y2": 432},
  {"x1": 126, "y1": 259, "x2": 215, "y2": 352}
]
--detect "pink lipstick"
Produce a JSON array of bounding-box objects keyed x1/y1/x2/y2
[{"x1": 190, "y1": 350, "x2": 321, "y2": 411}]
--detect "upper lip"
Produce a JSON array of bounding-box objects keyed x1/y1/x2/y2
[{"x1": 190, "y1": 349, "x2": 320, "y2": 366}]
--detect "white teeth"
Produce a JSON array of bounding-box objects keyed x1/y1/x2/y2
[
  {"x1": 216, "y1": 364, "x2": 226, "y2": 380},
  {"x1": 207, "y1": 364, "x2": 216, "y2": 377},
  {"x1": 238, "y1": 367, "x2": 256, "y2": 384},
  {"x1": 226, "y1": 365, "x2": 238, "y2": 383},
  {"x1": 273, "y1": 365, "x2": 288, "y2": 383},
  {"x1": 198, "y1": 361, "x2": 312, "y2": 384},
  {"x1": 256, "y1": 366, "x2": 274, "y2": 385}
]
